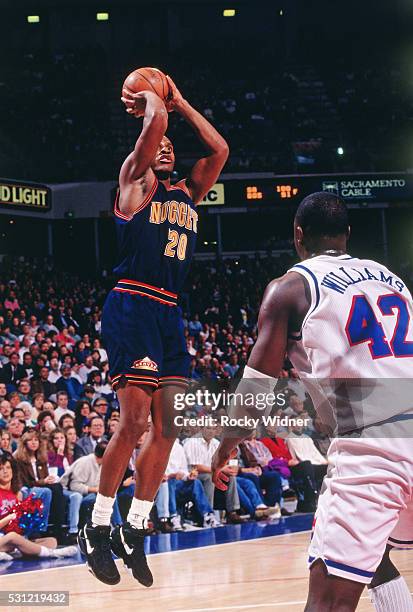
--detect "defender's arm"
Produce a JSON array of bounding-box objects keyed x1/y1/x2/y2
[{"x1": 211, "y1": 273, "x2": 307, "y2": 490}]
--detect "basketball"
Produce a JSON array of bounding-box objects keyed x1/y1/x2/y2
[{"x1": 122, "y1": 67, "x2": 171, "y2": 115}]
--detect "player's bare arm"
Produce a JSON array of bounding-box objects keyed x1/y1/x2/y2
[
  {"x1": 166, "y1": 76, "x2": 229, "y2": 203},
  {"x1": 119, "y1": 91, "x2": 168, "y2": 216},
  {"x1": 211, "y1": 272, "x2": 309, "y2": 490}
]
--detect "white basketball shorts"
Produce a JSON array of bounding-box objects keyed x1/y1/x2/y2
[{"x1": 308, "y1": 426, "x2": 413, "y2": 584}]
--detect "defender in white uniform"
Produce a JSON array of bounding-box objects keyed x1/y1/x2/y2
[{"x1": 212, "y1": 192, "x2": 413, "y2": 611}]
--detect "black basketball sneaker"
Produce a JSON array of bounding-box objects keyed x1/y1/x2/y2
[
  {"x1": 78, "y1": 523, "x2": 120, "y2": 585},
  {"x1": 111, "y1": 522, "x2": 153, "y2": 587}
]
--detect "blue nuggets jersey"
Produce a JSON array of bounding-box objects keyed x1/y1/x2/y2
[{"x1": 113, "y1": 177, "x2": 198, "y2": 295}]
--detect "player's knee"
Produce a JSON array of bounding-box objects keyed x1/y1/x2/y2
[{"x1": 116, "y1": 415, "x2": 148, "y2": 443}]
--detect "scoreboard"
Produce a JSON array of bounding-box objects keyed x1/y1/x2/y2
[{"x1": 218, "y1": 173, "x2": 413, "y2": 207}]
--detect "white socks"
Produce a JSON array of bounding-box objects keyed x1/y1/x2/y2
[
  {"x1": 370, "y1": 576, "x2": 413, "y2": 611},
  {"x1": 39, "y1": 546, "x2": 52, "y2": 557},
  {"x1": 91, "y1": 494, "x2": 153, "y2": 529},
  {"x1": 91, "y1": 493, "x2": 115, "y2": 527},
  {"x1": 127, "y1": 498, "x2": 153, "y2": 530}
]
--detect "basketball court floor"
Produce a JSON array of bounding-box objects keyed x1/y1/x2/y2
[{"x1": 0, "y1": 514, "x2": 411, "y2": 612}]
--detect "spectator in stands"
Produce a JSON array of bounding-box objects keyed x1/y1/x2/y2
[
  {"x1": 42, "y1": 315, "x2": 59, "y2": 334},
  {"x1": 22, "y1": 353, "x2": 34, "y2": 379},
  {"x1": 58, "y1": 414, "x2": 75, "y2": 431},
  {"x1": 92, "y1": 397, "x2": 108, "y2": 421},
  {"x1": 78, "y1": 355, "x2": 98, "y2": 384},
  {"x1": 0, "y1": 353, "x2": 27, "y2": 386},
  {"x1": 60, "y1": 441, "x2": 122, "y2": 528},
  {"x1": 17, "y1": 380, "x2": 32, "y2": 402},
  {"x1": 107, "y1": 417, "x2": 119, "y2": 438},
  {"x1": 183, "y1": 427, "x2": 246, "y2": 524},
  {"x1": 18, "y1": 338, "x2": 33, "y2": 362},
  {"x1": 7, "y1": 392, "x2": 21, "y2": 411},
  {"x1": 88, "y1": 370, "x2": 111, "y2": 398},
  {"x1": 286, "y1": 423, "x2": 328, "y2": 498},
  {"x1": 14, "y1": 429, "x2": 66, "y2": 536},
  {"x1": 32, "y1": 367, "x2": 56, "y2": 399},
  {"x1": 310, "y1": 415, "x2": 331, "y2": 457},
  {"x1": 8, "y1": 417, "x2": 25, "y2": 452},
  {"x1": 261, "y1": 425, "x2": 320, "y2": 512},
  {"x1": 56, "y1": 365, "x2": 83, "y2": 406},
  {"x1": 54, "y1": 391, "x2": 75, "y2": 423},
  {"x1": 238, "y1": 433, "x2": 284, "y2": 510},
  {"x1": 73, "y1": 415, "x2": 106, "y2": 460},
  {"x1": 92, "y1": 338, "x2": 107, "y2": 363},
  {"x1": 285, "y1": 394, "x2": 313, "y2": 431},
  {"x1": 31, "y1": 393, "x2": 45, "y2": 415},
  {"x1": 47, "y1": 429, "x2": 79, "y2": 543},
  {"x1": 0, "y1": 400, "x2": 11, "y2": 428},
  {"x1": 37, "y1": 411, "x2": 56, "y2": 436},
  {"x1": 47, "y1": 429, "x2": 74, "y2": 476},
  {"x1": 165, "y1": 439, "x2": 219, "y2": 530},
  {"x1": 74, "y1": 400, "x2": 91, "y2": 437},
  {"x1": 82, "y1": 385, "x2": 97, "y2": 404},
  {"x1": 188, "y1": 314, "x2": 203, "y2": 338},
  {"x1": 47, "y1": 358, "x2": 62, "y2": 384},
  {"x1": 18, "y1": 401, "x2": 37, "y2": 427},
  {"x1": 223, "y1": 354, "x2": 240, "y2": 378},
  {"x1": 64, "y1": 426, "x2": 78, "y2": 458},
  {"x1": 0, "y1": 384, "x2": 7, "y2": 401},
  {"x1": 0, "y1": 456, "x2": 77, "y2": 560},
  {"x1": 0, "y1": 430, "x2": 12, "y2": 458}
]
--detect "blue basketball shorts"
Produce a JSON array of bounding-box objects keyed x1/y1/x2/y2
[{"x1": 101, "y1": 280, "x2": 190, "y2": 391}]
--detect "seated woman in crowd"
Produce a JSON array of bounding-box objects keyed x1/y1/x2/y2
[
  {"x1": 63, "y1": 426, "x2": 77, "y2": 460},
  {"x1": 58, "y1": 413, "x2": 75, "y2": 431},
  {"x1": 0, "y1": 430, "x2": 12, "y2": 458},
  {"x1": 238, "y1": 431, "x2": 284, "y2": 511},
  {"x1": 47, "y1": 429, "x2": 74, "y2": 476},
  {"x1": 0, "y1": 455, "x2": 77, "y2": 561},
  {"x1": 14, "y1": 429, "x2": 66, "y2": 538},
  {"x1": 32, "y1": 393, "x2": 46, "y2": 416},
  {"x1": 261, "y1": 424, "x2": 324, "y2": 512},
  {"x1": 73, "y1": 400, "x2": 91, "y2": 438},
  {"x1": 47, "y1": 429, "x2": 81, "y2": 543}
]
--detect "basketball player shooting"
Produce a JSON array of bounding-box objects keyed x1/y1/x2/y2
[
  {"x1": 212, "y1": 193, "x2": 413, "y2": 611},
  {"x1": 78, "y1": 76, "x2": 228, "y2": 586}
]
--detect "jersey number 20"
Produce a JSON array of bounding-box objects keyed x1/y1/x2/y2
[
  {"x1": 164, "y1": 229, "x2": 188, "y2": 261},
  {"x1": 345, "y1": 294, "x2": 413, "y2": 358}
]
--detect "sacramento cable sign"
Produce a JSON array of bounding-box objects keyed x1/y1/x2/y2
[
  {"x1": 321, "y1": 173, "x2": 411, "y2": 201},
  {"x1": 0, "y1": 179, "x2": 51, "y2": 212}
]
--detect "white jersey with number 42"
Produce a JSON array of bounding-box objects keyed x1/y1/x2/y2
[{"x1": 287, "y1": 254, "x2": 413, "y2": 431}]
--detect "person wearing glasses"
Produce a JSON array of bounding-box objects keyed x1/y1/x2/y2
[{"x1": 92, "y1": 399, "x2": 109, "y2": 421}]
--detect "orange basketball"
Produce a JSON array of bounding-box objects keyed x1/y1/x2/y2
[{"x1": 122, "y1": 67, "x2": 171, "y2": 115}]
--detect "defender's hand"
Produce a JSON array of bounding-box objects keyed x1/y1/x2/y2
[
  {"x1": 211, "y1": 448, "x2": 237, "y2": 491},
  {"x1": 165, "y1": 76, "x2": 186, "y2": 113}
]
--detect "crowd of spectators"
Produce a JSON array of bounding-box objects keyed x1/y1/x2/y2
[
  {"x1": 0, "y1": 253, "x2": 336, "y2": 552},
  {"x1": 2, "y1": 47, "x2": 412, "y2": 183}
]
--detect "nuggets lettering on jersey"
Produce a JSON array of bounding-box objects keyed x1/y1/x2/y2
[
  {"x1": 149, "y1": 200, "x2": 198, "y2": 232},
  {"x1": 287, "y1": 254, "x2": 413, "y2": 432}
]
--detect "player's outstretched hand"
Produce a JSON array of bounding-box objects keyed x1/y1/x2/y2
[
  {"x1": 211, "y1": 448, "x2": 238, "y2": 491},
  {"x1": 121, "y1": 90, "x2": 165, "y2": 117},
  {"x1": 165, "y1": 76, "x2": 186, "y2": 113}
]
